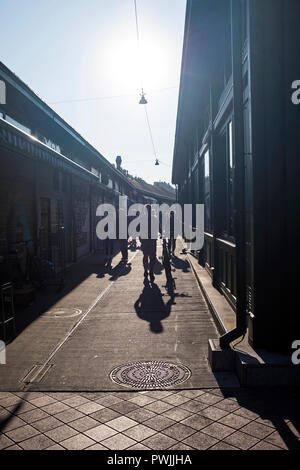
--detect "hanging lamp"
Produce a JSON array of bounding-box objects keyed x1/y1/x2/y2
[{"x1": 139, "y1": 89, "x2": 148, "y2": 104}]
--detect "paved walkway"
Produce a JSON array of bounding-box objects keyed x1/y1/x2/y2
[
  {"x1": 0, "y1": 388, "x2": 299, "y2": 450},
  {"x1": 1, "y1": 242, "x2": 237, "y2": 391},
  {"x1": 1, "y1": 243, "x2": 299, "y2": 450}
]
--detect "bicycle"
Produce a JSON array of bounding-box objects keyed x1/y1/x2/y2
[
  {"x1": 14, "y1": 239, "x2": 64, "y2": 291},
  {"x1": 162, "y1": 237, "x2": 176, "y2": 295},
  {"x1": 29, "y1": 255, "x2": 64, "y2": 291}
]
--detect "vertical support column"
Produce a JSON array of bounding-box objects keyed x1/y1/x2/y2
[
  {"x1": 220, "y1": 0, "x2": 247, "y2": 347},
  {"x1": 231, "y1": 0, "x2": 247, "y2": 335},
  {"x1": 71, "y1": 174, "x2": 76, "y2": 263},
  {"x1": 284, "y1": 0, "x2": 300, "y2": 348},
  {"x1": 248, "y1": 0, "x2": 289, "y2": 350},
  {"x1": 247, "y1": 0, "x2": 267, "y2": 348},
  {"x1": 34, "y1": 154, "x2": 40, "y2": 254},
  {"x1": 210, "y1": 84, "x2": 220, "y2": 288}
]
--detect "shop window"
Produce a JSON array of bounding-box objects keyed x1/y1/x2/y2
[
  {"x1": 228, "y1": 121, "x2": 235, "y2": 236},
  {"x1": 220, "y1": 120, "x2": 235, "y2": 240},
  {"x1": 203, "y1": 149, "x2": 212, "y2": 233}
]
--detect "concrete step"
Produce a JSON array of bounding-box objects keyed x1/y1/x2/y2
[
  {"x1": 188, "y1": 253, "x2": 300, "y2": 387},
  {"x1": 208, "y1": 336, "x2": 300, "y2": 387}
]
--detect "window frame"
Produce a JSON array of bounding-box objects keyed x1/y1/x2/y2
[{"x1": 219, "y1": 117, "x2": 235, "y2": 242}]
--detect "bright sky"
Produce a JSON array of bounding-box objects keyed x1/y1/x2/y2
[{"x1": 0, "y1": 0, "x2": 186, "y2": 184}]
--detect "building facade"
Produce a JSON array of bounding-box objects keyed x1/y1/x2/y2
[
  {"x1": 0, "y1": 62, "x2": 174, "y2": 280},
  {"x1": 172, "y1": 0, "x2": 299, "y2": 352}
]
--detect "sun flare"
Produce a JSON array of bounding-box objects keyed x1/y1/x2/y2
[{"x1": 106, "y1": 34, "x2": 170, "y2": 92}]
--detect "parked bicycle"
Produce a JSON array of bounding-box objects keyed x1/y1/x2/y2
[
  {"x1": 29, "y1": 255, "x2": 64, "y2": 290},
  {"x1": 4, "y1": 239, "x2": 64, "y2": 291},
  {"x1": 162, "y1": 237, "x2": 176, "y2": 294}
]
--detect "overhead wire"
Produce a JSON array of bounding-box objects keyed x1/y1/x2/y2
[
  {"x1": 49, "y1": 0, "x2": 166, "y2": 169},
  {"x1": 134, "y1": 0, "x2": 160, "y2": 165},
  {"x1": 144, "y1": 105, "x2": 157, "y2": 161},
  {"x1": 134, "y1": 0, "x2": 143, "y2": 90},
  {"x1": 48, "y1": 86, "x2": 177, "y2": 105}
]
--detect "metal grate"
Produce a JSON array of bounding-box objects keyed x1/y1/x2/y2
[
  {"x1": 21, "y1": 363, "x2": 53, "y2": 384},
  {"x1": 110, "y1": 360, "x2": 191, "y2": 389},
  {"x1": 45, "y1": 307, "x2": 82, "y2": 319}
]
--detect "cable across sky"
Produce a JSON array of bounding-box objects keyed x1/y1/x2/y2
[
  {"x1": 134, "y1": 0, "x2": 161, "y2": 166},
  {"x1": 48, "y1": 86, "x2": 177, "y2": 105}
]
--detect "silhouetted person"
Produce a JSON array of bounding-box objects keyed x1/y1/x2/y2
[
  {"x1": 117, "y1": 208, "x2": 129, "y2": 263},
  {"x1": 104, "y1": 237, "x2": 114, "y2": 267},
  {"x1": 140, "y1": 205, "x2": 159, "y2": 283},
  {"x1": 168, "y1": 211, "x2": 176, "y2": 255},
  {"x1": 120, "y1": 239, "x2": 128, "y2": 263}
]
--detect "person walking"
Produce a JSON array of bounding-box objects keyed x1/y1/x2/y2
[
  {"x1": 104, "y1": 237, "x2": 114, "y2": 267},
  {"x1": 140, "y1": 204, "x2": 159, "y2": 283},
  {"x1": 117, "y1": 207, "x2": 129, "y2": 263},
  {"x1": 120, "y1": 238, "x2": 128, "y2": 263},
  {"x1": 168, "y1": 211, "x2": 176, "y2": 256}
]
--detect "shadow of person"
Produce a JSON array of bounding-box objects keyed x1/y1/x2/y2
[
  {"x1": 96, "y1": 266, "x2": 106, "y2": 279},
  {"x1": 153, "y1": 259, "x2": 164, "y2": 275},
  {"x1": 171, "y1": 256, "x2": 190, "y2": 273},
  {"x1": 215, "y1": 387, "x2": 300, "y2": 450},
  {"x1": 108, "y1": 262, "x2": 132, "y2": 281},
  {"x1": 134, "y1": 281, "x2": 175, "y2": 334},
  {"x1": 150, "y1": 320, "x2": 163, "y2": 333},
  {"x1": 0, "y1": 393, "x2": 29, "y2": 432},
  {"x1": 95, "y1": 259, "x2": 132, "y2": 280}
]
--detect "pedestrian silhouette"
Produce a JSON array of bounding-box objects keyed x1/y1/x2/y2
[
  {"x1": 134, "y1": 280, "x2": 174, "y2": 333},
  {"x1": 140, "y1": 204, "x2": 160, "y2": 283}
]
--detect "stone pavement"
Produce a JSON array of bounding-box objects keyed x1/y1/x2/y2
[
  {"x1": 1, "y1": 242, "x2": 299, "y2": 450},
  {"x1": 0, "y1": 388, "x2": 299, "y2": 450}
]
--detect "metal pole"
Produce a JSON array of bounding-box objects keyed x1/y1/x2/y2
[{"x1": 220, "y1": 0, "x2": 247, "y2": 348}]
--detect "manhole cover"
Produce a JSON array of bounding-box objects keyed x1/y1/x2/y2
[
  {"x1": 45, "y1": 307, "x2": 82, "y2": 318},
  {"x1": 110, "y1": 360, "x2": 191, "y2": 389}
]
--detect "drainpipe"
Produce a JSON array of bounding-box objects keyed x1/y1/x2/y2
[{"x1": 220, "y1": 0, "x2": 247, "y2": 348}]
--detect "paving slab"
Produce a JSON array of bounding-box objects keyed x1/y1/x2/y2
[{"x1": 0, "y1": 388, "x2": 299, "y2": 450}]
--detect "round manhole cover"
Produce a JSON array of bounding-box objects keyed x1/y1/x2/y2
[
  {"x1": 110, "y1": 360, "x2": 192, "y2": 389},
  {"x1": 46, "y1": 307, "x2": 82, "y2": 319}
]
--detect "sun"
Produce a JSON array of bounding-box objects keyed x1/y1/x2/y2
[{"x1": 106, "y1": 34, "x2": 170, "y2": 93}]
